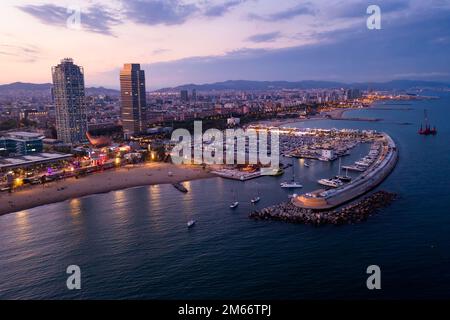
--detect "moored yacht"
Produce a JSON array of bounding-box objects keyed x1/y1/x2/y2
[
  {"x1": 280, "y1": 181, "x2": 303, "y2": 188},
  {"x1": 318, "y1": 178, "x2": 343, "y2": 188},
  {"x1": 335, "y1": 175, "x2": 352, "y2": 182},
  {"x1": 280, "y1": 157, "x2": 303, "y2": 188}
]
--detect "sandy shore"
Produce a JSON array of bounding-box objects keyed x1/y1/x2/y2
[
  {"x1": 323, "y1": 107, "x2": 360, "y2": 119},
  {"x1": 253, "y1": 108, "x2": 358, "y2": 128},
  {"x1": 0, "y1": 163, "x2": 213, "y2": 216}
]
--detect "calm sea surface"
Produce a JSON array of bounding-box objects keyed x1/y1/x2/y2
[{"x1": 1, "y1": 91, "x2": 449, "y2": 299}]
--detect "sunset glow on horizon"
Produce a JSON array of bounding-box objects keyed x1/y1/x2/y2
[{"x1": 1, "y1": 0, "x2": 449, "y2": 89}]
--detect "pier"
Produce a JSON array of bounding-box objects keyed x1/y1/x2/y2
[
  {"x1": 250, "y1": 191, "x2": 397, "y2": 225},
  {"x1": 293, "y1": 132, "x2": 398, "y2": 210}
]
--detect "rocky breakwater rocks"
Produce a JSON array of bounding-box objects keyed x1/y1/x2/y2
[{"x1": 249, "y1": 191, "x2": 397, "y2": 225}]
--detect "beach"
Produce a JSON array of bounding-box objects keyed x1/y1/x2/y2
[
  {"x1": 0, "y1": 163, "x2": 213, "y2": 216},
  {"x1": 252, "y1": 107, "x2": 361, "y2": 128}
]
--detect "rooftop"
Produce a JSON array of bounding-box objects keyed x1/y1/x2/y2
[
  {"x1": 3, "y1": 131, "x2": 45, "y2": 140},
  {"x1": 0, "y1": 152, "x2": 73, "y2": 170}
]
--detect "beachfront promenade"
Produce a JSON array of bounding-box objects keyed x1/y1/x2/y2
[
  {"x1": 0, "y1": 163, "x2": 212, "y2": 216},
  {"x1": 293, "y1": 133, "x2": 398, "y2": 210}
]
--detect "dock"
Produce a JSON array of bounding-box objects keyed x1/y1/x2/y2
[
  {"x1": 172, "y1": 182, "x2": 188, "y2": 193},
  {"x1": 211, "y1": 169, "x2": 261, "y2": 181}
]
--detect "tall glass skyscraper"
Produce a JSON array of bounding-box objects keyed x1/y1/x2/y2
[
  {"x1": 51, "y1": 58, "x2": 88, "y2": 144},
  {"x1": 120, "y1": 64, "x2": 147, "y2": 137}
]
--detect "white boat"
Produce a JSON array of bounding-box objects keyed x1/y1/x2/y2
[
  {"x1": 251, "y1": 181, "x2": 261, "y2": 204},
  {"x1": 251, "y1": 197, "x2": 261, "y2": 204},
  {"x1": 187, "y1": 220, "x2": 196, "y2": 228},
  {"x1": 230, "y1": 186, "x2": 239, "y2": 209},
  {"x1": 355, "y1": 160, "x2": 371, "y2": 167},
  {"x1": 304, "y1": 162, "x2": 310, "y2": 167},
  {"x1": 342, "y1": 165, "x2": 366, "y2": 172},
  {"x1": 317, "y1": 178, "x2": 343, "y2": 188},
  {"x1": 230, "y1": 201, "x2": 239, "y2": 209},
  {"x1": 280, "y1": 181, "x2": 303, "y2": 188},
  {"x1": 335, "y1": 158, "x2": 351, "y2": 183}
]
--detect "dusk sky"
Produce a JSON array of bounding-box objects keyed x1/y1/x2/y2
[{"x1": 1, "y1": 0, "x2": 449, "y2": 89}]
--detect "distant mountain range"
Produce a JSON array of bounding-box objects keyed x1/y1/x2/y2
[
  {"x1": 0, "y1": 80, "x2": 449, "y2": 97},
  {"x1": 159, "y1": 79, "x2": 450, "y2": 92},
  {"x1": 0, "y1": 82, "x2": 119, "y2": 96}
]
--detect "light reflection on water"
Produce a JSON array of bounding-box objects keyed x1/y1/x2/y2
[{"x1": 0, "y1": 92, "x2": 450, "y2": 299}]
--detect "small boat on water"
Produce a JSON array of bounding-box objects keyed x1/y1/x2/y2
[
  {"x1": 187, "y1": 220, "x2": 196, "y2": 228},
  {"x1": 251, "y1": 197, "x2": 261, "y2": 204},
  {"x1": 230, "y1": 201, "x2": 239, "y2": 209},
  {"x1": 251, "y1": 181, "x2": 261, "y2": 204},
  {"x1": 304, "y1": 162, "x2": 310, "y2": 167},
  {"x1": 172, "y1": 182, "x2": 188, "y2": 193}
]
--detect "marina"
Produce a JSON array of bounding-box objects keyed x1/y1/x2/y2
[{"x1": 293, "y1": 132, "x2": 398, "y2": 210}]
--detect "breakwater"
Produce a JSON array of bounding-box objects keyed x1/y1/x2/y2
[
  {"x1": 249, "y1": 191, "x2": 397, "y2": 225},
  {"x1": 294, "y1": 132, "x2": 398, "y2": 210}
]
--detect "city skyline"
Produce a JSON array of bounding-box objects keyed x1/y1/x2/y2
[{"x1": 1, "y1": 0, "x2": 449, "y2": 89}]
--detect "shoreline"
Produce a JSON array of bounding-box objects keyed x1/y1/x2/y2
[
  {"x1": 0, "y1": 163, "x2": 213, "y2": 216},
  {"x1": 253, "y1": 107, "x2": 362, "y2": 128},
  {"x1": 0, "y1": 105, "x2": 377, "y2": 217}
]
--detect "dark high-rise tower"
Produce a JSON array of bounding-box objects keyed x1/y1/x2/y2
[
  {"x1": 180, "y1": 90, "x2": 189, "y2": 103},
  {"x1": 52, "y1": 58, "x2": 88, "y2": 144},
  {"x1": 120, "y1": 64, "x2": 147, "y2": 137}
]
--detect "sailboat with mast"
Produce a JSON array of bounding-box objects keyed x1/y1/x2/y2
[
  {"x1": 251, "y1": 181, "x2": 261, "y2": 204},
  {"x1": 335, "y1": 157, "x2": 352, "y2": 182},
  {"x1": 229, "y1": 185, "x2": 239, "y2": 209},
  {"x1": 280, "y1": 158, "x2": 303, "y2": 188}
]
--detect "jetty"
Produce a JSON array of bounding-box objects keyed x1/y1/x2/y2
[
  {"x1": 293, "y1": 132, "x2": 398, "y2": 210},
  {"x1": 250, "y1": 191, "x2": 397, "y2": 225}
]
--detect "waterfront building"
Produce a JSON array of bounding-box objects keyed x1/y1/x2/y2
[
  {"x1": 227, "y1": 117, "x2": 241, "y2": 126},
  {"x1": 321, "y1": 149, "x2": 334, "y2": 160},
  {"x1": 120, "y1": 64, "x2": 147, "y2": 138},
  {"x1": 0, "y1": 152, "x2": 73, "y2": 173},
  {"x1": 0, "y1": 132, "x2": 44, "y2": 156},
  {"x1": 52, "y1": 58, "x2": 88, "y2": 144},
  {"x1": 347, "y1": 88, "x2": 362, "y2": 100}
]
